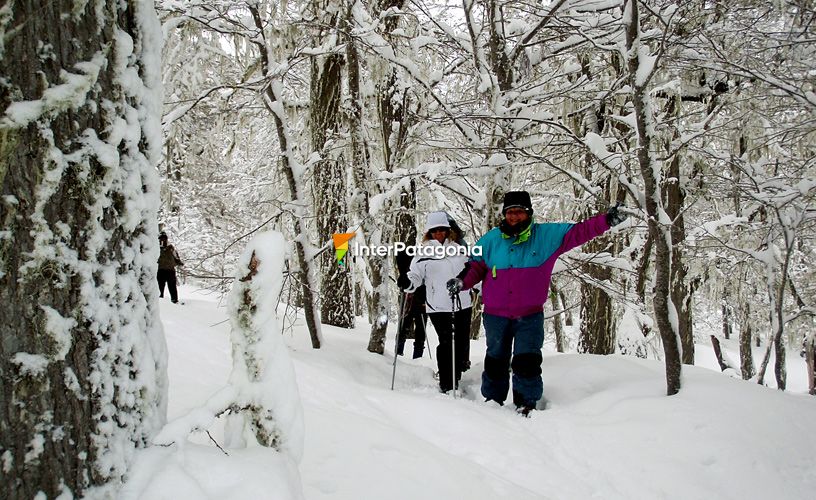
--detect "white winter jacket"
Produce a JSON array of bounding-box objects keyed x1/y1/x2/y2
[{"x1": 406, "y1": 239, "x2": 472, "y2": 313}]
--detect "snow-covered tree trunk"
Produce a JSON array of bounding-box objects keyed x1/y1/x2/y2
[
  {"x1": 225, "y1": 232, "x2": 304, "y2": 460},
  {"x1": 153, "y1": 232, "x2": 304, "y2": 497},
  {"x1": 0, "y1": 1, "x2": 167, "y2": 497},
  {"x1": 248, "y1": 5, "x2": 322, "y2": 349},
  {"x1": 624, "y1": 0, "x2": 682, "y2": 395},
  {"x1": 365, "y1": 0, "x2": 417, "y2": 353},
  {"x1": 311, "y1": 0, "x2": 354, "y2": 329},
  {"x1": 756, "y1": 238, "x2": 794, "y2": 390},
  {"x1": 664, "y1": 107, "x2": 694, "y2": 365}
]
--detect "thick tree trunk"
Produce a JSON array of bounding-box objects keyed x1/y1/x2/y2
[
  {"x1": 579, "y1": 240, "x2": 616, "y2": 354},
  {"x1": 311, "y1": 52, "x2": 354, "y2": 328},
  {"x1": 0, "y1": 2, "x2": 166, "y2": 497}
]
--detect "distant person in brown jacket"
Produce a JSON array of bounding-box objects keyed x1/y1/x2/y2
[{"x1": 158, "y1": 231, "x2": 183, "y2": 304}]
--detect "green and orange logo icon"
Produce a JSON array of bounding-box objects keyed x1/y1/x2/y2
[{"x1": 332, "y1": 233, "x2": 355, "y2": 266}]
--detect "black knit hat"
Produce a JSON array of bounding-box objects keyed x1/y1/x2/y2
[{"x1": 502, "y1": 191, "x2": 533, "y2": 215}]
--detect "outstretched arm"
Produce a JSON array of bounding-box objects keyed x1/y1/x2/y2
[{"x1": 557, "y1": 213, "x2": 610, "y2": 254}]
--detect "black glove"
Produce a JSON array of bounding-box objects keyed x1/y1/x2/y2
[
  {"x1": 397, "y1": 275, "x2": 411, "y2": 289},
  {"x1": 606, "y1": 202, "x2": 628, "y2": 227},
  {"x1": 446, "y1": 278, "x2": 463, "y2": 295}
]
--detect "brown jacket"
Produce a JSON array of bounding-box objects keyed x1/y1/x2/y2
[{"x1": 158, "y1": 244, "x2": 182, "y2": 270}]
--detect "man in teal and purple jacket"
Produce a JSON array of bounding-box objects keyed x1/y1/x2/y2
[{"x1": 447, "y1": 191, "x2": 627, "y2": 416}]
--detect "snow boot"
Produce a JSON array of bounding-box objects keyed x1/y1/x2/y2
[{"x1": 516, "y1": 405, "x2": 534, "y2": 418}]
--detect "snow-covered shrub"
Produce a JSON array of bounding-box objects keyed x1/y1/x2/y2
[{"x1": 224, "y1": 231, "x2": 304, "y2": 459}]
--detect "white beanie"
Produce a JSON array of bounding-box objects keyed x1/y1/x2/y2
[{"x1": 423, "y1": 211, "x2": 450, "y2": 233}]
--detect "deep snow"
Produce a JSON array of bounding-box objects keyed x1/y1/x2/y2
[{"x1": 122, "y1": 285, "x2": 816, "y2": 500}]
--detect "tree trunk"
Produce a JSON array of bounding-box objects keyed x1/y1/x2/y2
[
  {"x1": 249, "y1": 6, "x2": 322, "y2": 348},
  {"x1": 0, "y1": 2, "x2": 167, "y2": 497},
  {"x1": 722, "y1": 302, "x2": 732, "y2": 340},
  {"x1": 806, "y1": 336, "x2": 816, "y2": 396},
  {"x1": 664, "y1": 97, "x2": 694, "y2": 365},
  {"x1": 710, "y1": 336, "x2": 733, "y2": 372},
  {"x1": 345, "y1": 5, "x2": 390, "y2": 353},
  {"x1": 550, "y1": 284, "x2": 567, "y2": 353},
  {"x1": 579, "y1": 239, "x2": 616, "y2": 354},
  {"x1": 366, "y1": 260, "x2": 389, "y2": 353},
  {"x1": 739, "y1": 302, "x2": 756, "y2": 380},
  {"x1": 670, "y1": 217, "x2": 693, "y2": 364},
  {"x1": 636, "y1": 232, "x2": 653, "y2": 303},
  {"x1": 311, "y1": 50, "x2": 354, "y2": 328},
  {"x1": 561, "y1": 289, "x2": 574, "y2": 326},
  {"x1": 469, "y1": 293, "x2": 483, "y2": 340},
  {"x1": 756, "y1": 235, "x2": 792, "y2": 390},
  {"x1": 625, "y1": 0, "x2": 682, "y2": 395}
]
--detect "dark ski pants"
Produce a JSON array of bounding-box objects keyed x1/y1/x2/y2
[
  {"x1": 398, "y1": 308, "x2": 427, "y2": 359},
  {"x1": 428, "y1": 308, "x2": 472, "y2": 392},
  {"x1": 157, "y1": 269, "x2": 178, "y2": 303},
  {"x1": 481, "y1": 312, "x2": 545, "y2": 408}
]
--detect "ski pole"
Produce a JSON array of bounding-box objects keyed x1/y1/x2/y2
[
  {"x1": 450, "y1": 291, "x2": 458, "y2": 399},
  {"x1": 391, "y1": 291, "x2": 411, "y2": 390},
  {"x1": 420, "y1": 313, "x2": 432, "y2": 361}
]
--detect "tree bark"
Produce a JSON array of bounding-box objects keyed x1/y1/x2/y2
[
  {"x1": 311, "y1": 49, "x2": 355, "y2": 328},
  {"x1": 666, "y1": 151, "x2": 694, "y2": 364},
  {"x1": 579, "y1": 240, "x2": 616, "y2": 354},
  {"x1": 722, "y1": 302, "x2": 732, "y2": 340},
  {"x1": 710, "y1": 336, "x2": 732, "y2": 372},
  {"x1": 550, "y1": 284, "x2": 567, "y2": 353},
  {"x1": 806, "y1": 337, "x2": 816, "y2": 396},
  {"x1": 1, "y1": 1, "x2": 166, "y2": 497},
  {"x1": 625, "y1": 0, "x2": 682, "y2": 395},
  {"x1": 365, "y1": 0, "x2": 415, "y2": 353},
  {"x1": 249, "y1": 5, "x2": 322, "y2": 348},
  {"x1": 739, "y1": 301, "x2": 756, "y2": 380},
  {"x1": 636, "y1": 232, "x2": 653, "y2": 303}
]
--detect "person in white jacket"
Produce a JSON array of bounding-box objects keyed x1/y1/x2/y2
[{"x1": 405, "y1": 211, "x2": 472, "y2": 393}]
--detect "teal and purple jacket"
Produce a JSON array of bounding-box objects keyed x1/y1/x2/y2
[{"x1": 461, "y1": 214, "x2": 610, "y2": 319}]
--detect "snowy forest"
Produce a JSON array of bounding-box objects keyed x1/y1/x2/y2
[{"x1": 2, "y1": 0, "x2": 816, "y2": 499}]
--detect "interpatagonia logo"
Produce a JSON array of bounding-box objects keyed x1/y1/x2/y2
[{"x1": 332, "y1": 233, "x2": 356, "y2": 266}]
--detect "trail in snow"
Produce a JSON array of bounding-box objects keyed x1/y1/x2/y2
[{"x1": 127, "y1": 285, "x2": 816, "y2": 500}]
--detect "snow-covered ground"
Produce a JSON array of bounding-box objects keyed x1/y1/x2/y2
[{"x1": 123, "y1": 285, "x2": 816, "y2": 499}]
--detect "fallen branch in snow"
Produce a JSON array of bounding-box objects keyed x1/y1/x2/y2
[{"x1": 207, "y1": 431, "x2": 229, "y2": 456}]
